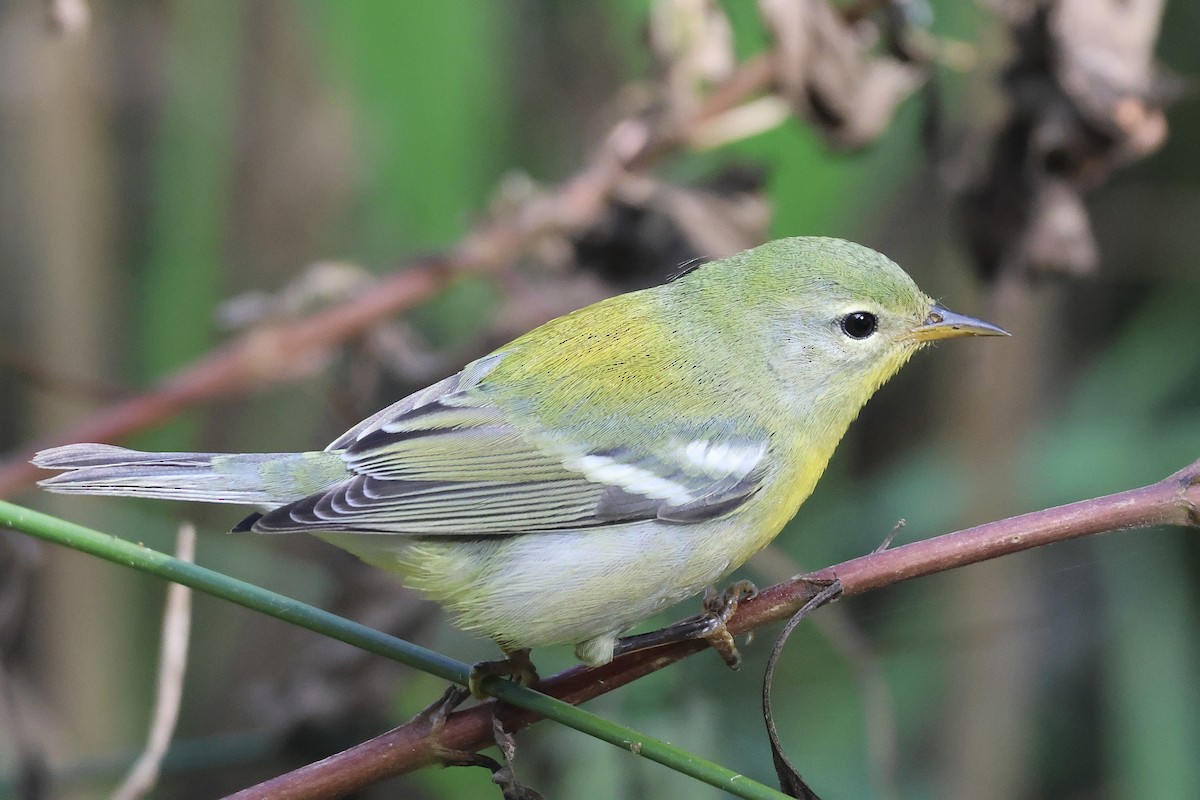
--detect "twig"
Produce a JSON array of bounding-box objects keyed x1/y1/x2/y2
[
  {"x1": 0, "y1": 45, "x2": 794, "y2": 501},
  {"x1": 225, "y1": 458, "x2": 1200, "y2": 799},
  {"x1": 0, "y1": 258, "x2": 453, "y2": 497},
  {"x1": 110, "y1": 524, "x2": 195, "y2": 800},
  {"x1": 1, "y1": 1, "x2": 938, "y2": 503}
]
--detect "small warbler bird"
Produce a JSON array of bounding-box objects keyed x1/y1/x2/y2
[{"x1": 34, "y1": 237, "x2": 1005, "y2": 674}]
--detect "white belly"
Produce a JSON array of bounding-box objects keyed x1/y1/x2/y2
[{"x1": 318, "y1": 516, "x2": 749, "y2": 664}]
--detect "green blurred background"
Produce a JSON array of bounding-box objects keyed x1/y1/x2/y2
[{"x1": 1, "y1": 1, "x2": 1199, "y2": 798}]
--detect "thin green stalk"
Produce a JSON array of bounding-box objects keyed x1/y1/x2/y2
[
  {"x1": 0, "y1": 501, "x2": 789, "y2": 800},
  {"x1": 0, "y1": 501, "x2": 467, "y2": 683}
]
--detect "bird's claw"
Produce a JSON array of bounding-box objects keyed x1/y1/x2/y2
[
  {"x1": 700, "y1": 580, "x2": 758, "y2": 670},
  {"x1": 468, "y1": 648, "x2": 540, "y2": 700}
]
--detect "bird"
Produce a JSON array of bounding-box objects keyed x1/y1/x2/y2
[{"x1": 33, "y1": 237, "x2": 1006, "y2": 688}]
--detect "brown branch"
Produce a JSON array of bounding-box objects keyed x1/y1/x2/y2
[
  {"x1": 3, "y1": 1, "x2": 929, "y2": 499},
  {"x1": 0, "y1": 258, "x2": 454, "y2": 497},
  {"x1": 226, "y1": 459, "x2": 1200, "y2": 799},
  {"x1": 0, "y1": 48, "x2": 789, "y2": 500}
]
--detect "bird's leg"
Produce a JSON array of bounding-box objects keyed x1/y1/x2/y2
[
  {"x1": 699, "y1": 579, "x2": 758, "y2": 669},
  {"x1": 410, "y1": 684, "x2": 544, "y2": 797},
  {"x1": 612, "y1": 580, "x2": 758, "y2": 666},
  {"x1": 468, "y1": 647, "x2": 540, "y2": 700}
]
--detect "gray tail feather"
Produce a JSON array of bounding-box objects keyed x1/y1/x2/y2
[{"x1": 33, "y1": 444, "x2": 301, "y2": 504}]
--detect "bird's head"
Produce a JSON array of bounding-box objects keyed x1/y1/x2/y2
[{"x1": 681, "y1": 237, "x2": 1008, "y2": 414}]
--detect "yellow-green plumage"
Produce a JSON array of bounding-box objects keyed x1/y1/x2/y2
[{"x1": 32, "y1": 237, "x2": 1006, "y2": 665}]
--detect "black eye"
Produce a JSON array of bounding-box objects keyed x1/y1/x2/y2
[{"x1": 840, "y1": 311, "x2": 878, "y2": 339}]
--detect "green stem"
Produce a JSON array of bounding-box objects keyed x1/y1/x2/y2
[{"x1": 0, "y1": 501, "x2": 789, "y2": 800}]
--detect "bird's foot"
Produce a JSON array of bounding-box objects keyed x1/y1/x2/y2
[
  {"x1": 411, "y1": 684, "x2": 545, "y2": 797},
  {"x1": 468, "y1": 647, "x2": 540, "y2": 700},
  {"x1": 699, "y1": 580, "x2": 758, "y2": 670},
  {"x1": 610, "y1": 580, "x2": 758, "y2": 665}
]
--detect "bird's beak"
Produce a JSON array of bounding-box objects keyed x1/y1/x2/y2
[{"x1": 910, "y1": 304, "x2": 1009, "y2": 342}]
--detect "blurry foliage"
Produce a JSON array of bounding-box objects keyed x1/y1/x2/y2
[{"x1": 0, "y1": 1, "x2": 1198, "y2": 799}]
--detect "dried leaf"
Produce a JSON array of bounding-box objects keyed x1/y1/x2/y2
[
  {"x1": 652, "y1": 0, "x2": 737, "y2": 121},
  {"x1": 490, "y1": 714, "x2": 545, "y2": 800},
  {"x1": 961, "y1": 0, "x2": 1174, "y2": 277},
  {"x1": 759, "y1": 0, "x2": 926, "y2": 149},
  {"x1": 45, "y1": 0, "x2": 90, "y2": 38}
]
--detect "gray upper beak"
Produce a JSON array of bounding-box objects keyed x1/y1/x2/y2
[{"x1": 910, "y1": 304, "x2": 1010, "y2": 342}]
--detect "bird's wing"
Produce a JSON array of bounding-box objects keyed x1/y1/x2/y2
[{"x1": 251, "y1": 355, "x2": 768, "y2": 535}]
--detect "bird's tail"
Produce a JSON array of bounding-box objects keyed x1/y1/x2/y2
[{"x1": 33, "y1": 444, "x2": 344, "y2": 506}]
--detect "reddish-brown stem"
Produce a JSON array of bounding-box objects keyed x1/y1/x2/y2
[
  {"x1": 0, "y1": 50, "x2": 787, "y2": 500},
  {"x1": 227, "y1": 460, "x2": 1200, "y2": 800},
  {"x1": 0, "y1": 259, "x2": 455, "y2": 496}
]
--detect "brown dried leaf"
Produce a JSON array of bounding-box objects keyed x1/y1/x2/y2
[
  {"x1": 960, "y1": 0, "x2": 1174, "y2": 277},
  {"x1": 613, "y1": 173, "x2": 770, "y2": 259},
  {"x1": 759, "y1": 0, "x2": 926, "y2": 149},
  {"x1": 651, "y1": 0, "x2": 737, "y2": 121},
  {"x1": 1022, "y1": 179, "x2": 1097, "y2": 276},
  {"x1": 490, "y1": 715, "x2": 545, "y2": 800},
  {"x1": 1052, "y1": 0, "x2": 1165, "y2": 127}
]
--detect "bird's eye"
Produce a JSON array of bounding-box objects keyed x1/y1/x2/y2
[{"x1": 840, "y1": 311, "x2": 878, "y2": 339}]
